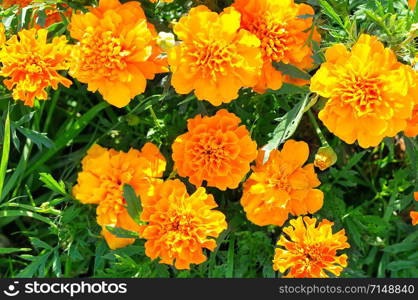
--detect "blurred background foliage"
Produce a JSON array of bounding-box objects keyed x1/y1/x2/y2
[{"x1": 0, "y1": 0, "x2": 417, "y2": 278}]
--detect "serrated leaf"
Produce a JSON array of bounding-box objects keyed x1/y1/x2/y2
[
  {"x1": 0, "y1": 247, "x2": 31, "y2": 255},
  {"x1": 123, "y1": 184, "x2": 142, "y2": 224},
  {"x1": 39, "y1": 173, "x2": 67, "y2": 195},
  {"x1": 262, "y1": 94, "x2": 310, "y2": 162},
  {"x1": 13, "y1": 124, "x2": 54, "y2": 150},
  {"x1": 273, "y1": 61, "x2": 311, "y2": 80},
  {"x1": 106, "y1": 226, "x2": 139, "y2": 239}
]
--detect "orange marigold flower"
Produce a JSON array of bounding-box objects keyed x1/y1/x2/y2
[
  {"x1": 273, "y1": 216, "x2": 350, "y2": 278},
  {"x1": 410, "y1": 0, "x2": 416, "y2": 10},
  {"x1": 172, "y1": 109, "x2": 258, "y2": 190},
  {"x1": 1, "y1": 0, "x2": 32, "y2": 8},
  {"x1": 0, "y1": 28, "x2": 72, "y2": 107},
  {"x1": 411, "y1": 192, "x2": 418, "y2": 226},
  {"x1": 69, "y1": 0, "x2": 168, "y2": 108},
  {"x1": 138, "y1": 179, "x2": 227, "y2": 269},
  {"x1": 0, "y1": 23, "x2": 5, "y2": 47},
  {"x1": 168, "y1": 5, "x2": 262, "y2": 106},
  {"x1": 405, "y1": 105, "x2": 418, "y2": 137},
  {"x1": 241, "y1": 140, "x2": 323, "y2": 227},
  {"x1": 310, "y1": 34, "x2": 418, "y2": 148},
  {"x1": 232, "y1": 0, "x2": 320, "y2": 92},
  {"x1": 73, "y1": 143, "x2": 166, "y2": 249},
  {"x1": 314, "y1": 145, "x2": 337, "y2": 171}
]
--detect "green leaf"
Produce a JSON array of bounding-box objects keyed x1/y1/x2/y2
[
  {"x1": 13, "y1": 124, "x2": 54, "y2": 149},
  {"x1": 319, "y1": 0, "x2": 346, "y2": 28},
  {"x1": 29, "y1": 237, "x2": 52, "y2": 250},
  {"x1": 0, "y1": 103, "x2": 11, "y2": 199},
  {"x1": 0, "y1": 210, "x2": 56, "y2": 229},
  {"x1": 123, "y1": 184, "x2": 142, "y2": 224},
  {"x1": 24, "y1": 102, "x2": 108, "y2": 177},
  {"x1": 273, "y1": 61, "x2": 311, "y2": 80},
  {"x1": 226, "y1": 236, "x2": 235, "y2": 278},
  {"x1": 0, "y1": 247, "x2": 31, "y2": 255},
  {"x1": 386, "y1": 260, "x2": 418, "y2": 272},
  {"x1": 16, "y1": 252, "x2": 52, "y2": 278},
  {"x1": 262, "y1": 94, "x2": 310, "y2": 161},
  {"x1": 39, "y1": 173, "x2": 67, "y2": 195},
  {"x1": 105, "y1": 226, "x2": 139, "y2": 239}
]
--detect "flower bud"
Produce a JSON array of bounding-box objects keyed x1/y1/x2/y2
[
  {"x1": 314, "y1": 146, "x2": 337, "y2": 171},
  {"x1": 156, "y1": 32, "x2": 176, "y2": 52}
]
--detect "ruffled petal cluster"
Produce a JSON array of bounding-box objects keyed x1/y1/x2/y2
[
  {"x1": 168, "y1": 5, "x2": 263, "y2": 106},
  {"x1": 241, "y1": 140, "x2": 323, "y2": 226},
  {"x1": 0, "y1": 28, "x2": 72, "y2": 106},
  {"x1": 232, "y1": 0, "x2": 320, "y2": 92},
  {"x1": 139, "y1": 179, "x2": 227, "y2": 269},
  {"x1": 411, "y1": 192, "x2": 418, "y2": 226},
  {"x1": 405, "y1": 105, "x2": 418, "y2": 137},
  {"x1": 172, "y1": 109, "x2": 258, "y2": 190},
  {"x1": 311, "y1": 34, "x2": 418, "y2": 148},
  {"x1": 69, "y1": 0, "x2": 168, "y2": 108},
  {"x1": 273, "y1": 216, "x2": 350, "y2": 278},
  {"x1": 73, "y1": 143, "x2": 166, "y2": 249}
]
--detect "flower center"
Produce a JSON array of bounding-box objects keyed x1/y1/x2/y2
[
  {"x1": 246, "y1": 16, "x2": 290, "y2": 62},
  {"x1": 190, "y1": 136, "x2": 229, "y2": 168},
  {"x1": 299, "y1": 243, "x2": 323, "y2": 266},
  {"x1": 338, "y1": 75, "x2": 382, "y2": 117},
  {"x1": 188, "y1": 40, "x2": 235, "y2": 79},
  {"x1": 78, "y1": 29, "x2": 130, "y2": 79}
]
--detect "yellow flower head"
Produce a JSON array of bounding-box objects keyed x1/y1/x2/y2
[
  {"x1": 311, "y1": 34, "x2": 418, "y2": 148},
  {"x1": 73, "y1": 143, "x2": 166, "y2": 249},
  {"x1": 0, "y1": 28, "x2": 72, "y2": 107},
  {"x1": 168, "y1": 5, "x2": 263, "y2": 106},
  {"x1": 172, "y1": 109, "x2": 258, "y2": 190},
  {"x1": 232, "y1": 0, "x2": 320, "y2": 92},
  {"x1": 241, "y1": 140, "x2": 323, "y2": 227},
  {"x1": 69, "y1": 0, "x2": 168, "y2": 108},
  {"x1": 139, "y1": 179, "x2": 227, "y2": 269},
  {"x1": 273, "y1": 216, "x2": 350, "y2": 278}
]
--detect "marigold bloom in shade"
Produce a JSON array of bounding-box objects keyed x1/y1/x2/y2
[
  {"x1": 241, "y1": 140, "x2": 323, "y2": 227},
  {"x1": 168, "y1": 5, "x2": 262, "y2": 106},
  {"x1": 411, "y1": 192, "x2": 418, "y2": 226},
  {"x1": 405, "y1": 105, "x2": 418, "y2": 137},
  {"x1": 0, "y1": 28, "x2": 72, "y2": 107},
  {"x1": 232, "y1": 0, "x2": 320, "y2": 92},
  {"x1": 1, "y1": 0, "x2": 32, "y2": 8},
  {"x1": 69, "y1": 0, "x2": 168, "y2": 108},
  {"x1": 314, "y1": 145, "x2": 337, "y2": 171},
  {"x1": 172, "y1": 109, "x2": 258, "y2": 190},
  {"x1": 73, "y1": 143, "x2": 166, "y2": 249},
  {"x1": 273, "y1": 216, "x2": 350, "y2": 278},
  {"x1": 310, "y1": 34, "x2": 418, "y2": 148},
  {"x1": 138, "y1": 179, "x2": 227, "y2": 269}
]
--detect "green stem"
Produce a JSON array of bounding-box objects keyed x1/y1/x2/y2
[
  {"x1": 43, "y1": 89, "x2": 61, "y2": 132},
  {"x1": 307, "y1": 109, "x2": 329, "y2": 146},
  {"x1": 148, "y1": 106, "x2": 161, "y2": 128},
  {"x1": 0, "y1": 101, "x2": 11, "y2": 198}
]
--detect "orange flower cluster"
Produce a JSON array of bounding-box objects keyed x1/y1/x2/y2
[
  {"x1": 69, "y1": 0, "x2": 167, "y2": 108},
  {"x1": 169, "y1": 6, "x2": 262, "y2": 106},
  {"x1": 311, "y1": 34, "x2": 418, "y2": 148},
  {"x1": 241, "y1": 140, "x2": 323, "y2": 226},
  {"x1": 0, "y1": 28, "x2": 72, "y2": 106},
  {"x1": 73, "y1": 143, "x2": 166, "y2": 249},
  {"x1": 232, "y1": 0, "x2": 320, "y2": 91},
  {"x1": 1, "y1": 0, "x2": 32, "y2": 8},
  {"x1": 172, "y1": 109, "x2": 258, "y2": 190},
  {"x1": 139, "y1": 179, "x2": 227, "y2": 269},
  {"x1": 273, "y1": 216, "x2": 350, "y2": 278},
  {"x1": 411, "y1": 192, "x2": 418, "y2": 226}
]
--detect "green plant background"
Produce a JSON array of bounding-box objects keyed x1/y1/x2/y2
[{"x1": 0, "y1": 0, "x2": 417, "y2": 278}]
